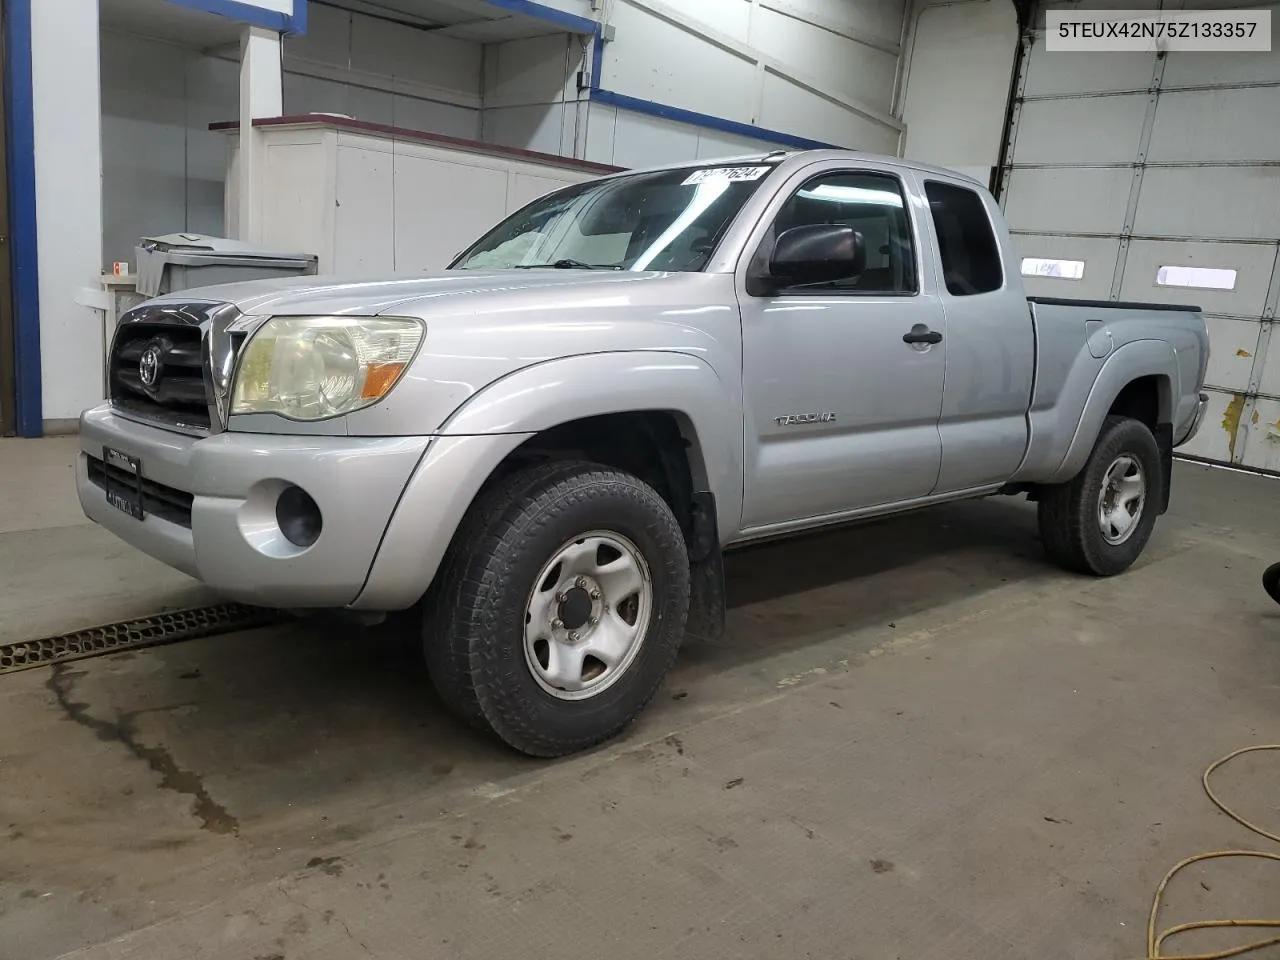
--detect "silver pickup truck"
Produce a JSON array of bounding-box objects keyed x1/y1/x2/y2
[{"x1": 78, "y1": 149, "x2": 1210, "y2": 756}]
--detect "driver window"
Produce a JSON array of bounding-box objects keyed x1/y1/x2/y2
[{"x1": 771, "y1": 171, "x2": 918, "y2": 294}]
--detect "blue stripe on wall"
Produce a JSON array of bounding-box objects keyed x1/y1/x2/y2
[
  {"x1": 165, "y1": 0, "x2": 307, "y2": 34},
  {"x1": 589, "y1": 89, "x2": 842, "y2": 151},
  {"x1": 481, "y1": 0, "x2": 599, "y2": 36},
  {"x1": 4, "y1": 0, "x2": 42, "y2": 436}
]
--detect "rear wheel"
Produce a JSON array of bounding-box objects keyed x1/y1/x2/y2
[
  {"x1": 1263, "y1": 562, "x2": 1280, "y2": 606},
  {"x1": 424, "y1": 460, "x2": 691, "y2": 757},
  {"x1": 1037, "y1": 416, "x2": 1162, "y2": 576}
]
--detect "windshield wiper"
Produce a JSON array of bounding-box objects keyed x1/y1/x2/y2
[{"x1": 514, "y1": 259, "x2": 623, "y2": 270}]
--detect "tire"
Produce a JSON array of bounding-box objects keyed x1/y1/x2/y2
[
  {"x1": 1264, "y1": 562, "x2": 1280, "y2": 606},
  {"x1": 424, "y1": 459, "x2": 691, "y2": 757},
  {"x1": 1037, "y1": 415, "x2": 1163, "y2": 577}
]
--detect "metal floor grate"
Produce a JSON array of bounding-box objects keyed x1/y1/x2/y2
[{"x1": 0, "y1": 604, "x2": 286, "y2": 676}]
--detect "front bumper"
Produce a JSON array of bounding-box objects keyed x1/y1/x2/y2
[{"x1": 76, "y1": 405, "x2": 429, "y2": 607}]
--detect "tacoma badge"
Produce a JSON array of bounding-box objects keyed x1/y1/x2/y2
[{"x1": 774, "y1": 412, "x2": 837, "y2": 426}]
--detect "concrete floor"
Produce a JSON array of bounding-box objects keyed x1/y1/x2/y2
[{"x1": 1, "y1": 438, "x2": 1278, "y2": 960}]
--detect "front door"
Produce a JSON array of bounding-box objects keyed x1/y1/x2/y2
[{"x1": 738, "y1": 166, "x2": 946, "y2": 531}]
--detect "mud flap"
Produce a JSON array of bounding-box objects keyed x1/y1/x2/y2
[
  {"x1": 1156, "y1": 422, "x2": 1173, "y2": 514},
  {"x1": 684, "y1": 492, "x2": 726, "y2": 644}
]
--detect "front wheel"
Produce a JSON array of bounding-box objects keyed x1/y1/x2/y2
[
  {"x1": 1037, "y1": 415, "x2": 1163, "y2": 577},
  {"x1": 425, "y1": 460, "x2": 691, "y2": 758}
]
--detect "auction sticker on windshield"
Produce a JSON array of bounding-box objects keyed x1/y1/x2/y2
[{"x1": 682, "y1": 166, "x2": 771, "y2": 185}]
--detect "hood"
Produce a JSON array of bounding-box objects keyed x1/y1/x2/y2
[{"x1": 149, "y1": 269, "x2": 686, "y2": 318}]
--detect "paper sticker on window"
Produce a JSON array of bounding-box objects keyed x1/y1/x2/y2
[
  {"x1": 682, "y1": 166, "x2": 771, "y2": 186},
  {"x1": 1021, "y1": 257, "x2": 1085, "y2": 280},
  {"x1": 1156, "y1": 265, "x2": 1237, "y2": 291}
]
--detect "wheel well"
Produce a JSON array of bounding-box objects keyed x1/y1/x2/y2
[
  {"x1": 1108, "y1": 375, "x2": 1170, "y2": 429},
  {"x1": 484, "y1": 411, "x2": 708, "y2": 538}
]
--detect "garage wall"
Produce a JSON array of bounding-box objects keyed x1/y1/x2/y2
[
  {"x1": 281, "y1": 3, "x2": 482, "y2": 136},
  {"x1": 899, "y1": 0, "x2": 1017, "y2": 185},
  {"x1": 1002, "y1": 3, "x2": 1280, "y2": 473},
  {"x1": 481, "y1": 34, "x2": 586, "y2": 158},
  {"x1": 100, "y1": 30, "x2": 239, "y2": 267},
  {"x1": 588, "y1": 0, "x2": 907, "y2": 163}
]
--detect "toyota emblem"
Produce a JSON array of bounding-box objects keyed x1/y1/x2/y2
[{"x1": 138, "y1": 343, "x2": 163, "y2": 390}]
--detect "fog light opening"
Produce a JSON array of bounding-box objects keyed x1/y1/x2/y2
[{"x1": 276, "y1": 485, "x2": 323, "y2": 548}]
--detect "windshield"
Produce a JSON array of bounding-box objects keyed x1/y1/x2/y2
[{"x1": 450, "y1": 163, "x2": 779, "y2": 272}]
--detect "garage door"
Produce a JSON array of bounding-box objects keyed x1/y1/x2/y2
[{"x1": 998, "y1": 5, "x2": 1280, "y2": 473}]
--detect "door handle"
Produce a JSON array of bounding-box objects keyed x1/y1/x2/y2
[{"x1": 903, "y1": 327, "x2": 943, "y2": 345}]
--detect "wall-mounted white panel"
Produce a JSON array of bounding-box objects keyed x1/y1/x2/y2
[
  {"x1": 348, "y1": 11, "x2": 481, "y2": 96},
  {"x1": 484, "y1": 34, "x2": 573, "y2": 107},
  {"x1": 785, "y1": 0, "x2": 902, "y2": 46},
  {"x1": 1002, "y1": 167, "x2": 1132, "y2": 236},
  {"x1": 1134, "y1": 167, "x2": 1280, "y2": 242},
  {"x1": 602, "y1": 2, "x2": 757, "y2": 121},
  {"x1": 900, "y1": 0, "x2": 1015, "y2": 171},
  {"x1": 282, "y1": 72, "x2": 482, "y2": 139},
  {"x1": 1176, "y1": 387, "x2": 1238, "y2": 463},
  {"x1": 261, "y1": 140, "x2": 330, "y2": 260},
  {"x1": 1022, "y1": 42, "x2": 1153, "y2": 96},
  {"x1": 1118, "y1": 240, "x2": 1276, "y2": 318},
  {"x1": 584, "y1": 103, "x2": 619, "y2": 166},
  {"x1": 1202, "y1": 315, "x2": 1263, "y2": 394},
  {"x1": 484, "y1": 103, "x2": 571, "y2": 157},
  {"x1": 333, "y1": 143, "x2": 394, "y2": 274},
  {"x1": 100, "y1": 30, "x2": 239, "y2": 266},
  {"x1": 392, "y1": 151, "x2": 515, "y2": 272},
  {"x1": 1011, "y1": 95, "x2": 1148, "y2": 165},
  {"x1": 1161, "y1": 47, "x2": 1280, "y2": 88},
  {"x1": 695, "y1": 128, "x2": 781, "y2": 160},
  {"x1": 282, "y1": 1, "x2": 349, "y2": 64},
  {"x1": 1148, "y1": 88, "x2": 1280, "y2": 164},
  {"x1": 1012, "y1": 234, "x2": 1121, "y2": 302},
  {"x1": 610, "y1": 110, "x2": 701, "y2": 169},
  {"x1": 754, "y1": 6, "x2": 897, "y2": 109},
  {"x1": 509, "y1": 172, "x2": 579, "y2": 212},
  {"x1": 391, "y1": 95, "x2": 482, "y2": 140},
  {"x1": 1237, "y1": 396, "x2": 1280, "y2": 473},
  {"x1": 758, "y1": 72, "x2": 898, "y2": 152}
]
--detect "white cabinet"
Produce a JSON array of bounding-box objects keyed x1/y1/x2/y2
[{"x1": 219, "y1": 117, "x2": 618, "y2": 275}]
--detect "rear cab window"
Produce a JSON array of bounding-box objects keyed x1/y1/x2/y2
[{"x1": 923, "y1": 180, "x2": 1004, "y2": 296}]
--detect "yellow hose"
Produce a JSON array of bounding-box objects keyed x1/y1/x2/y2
[{"x1": 1144, "y1": 745, "x2": 1280, "y2": 960}]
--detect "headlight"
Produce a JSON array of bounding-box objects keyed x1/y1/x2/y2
[{"x1": 230, "y1": 316, "x2": 425, "y2": 421}]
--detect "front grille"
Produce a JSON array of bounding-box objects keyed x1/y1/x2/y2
[
  {"x1": 109, "y1": 322, "x2": 210, "y2": 430},
  {"x1": 86, "y1": 454, "x2": 195, "y2": 527}
]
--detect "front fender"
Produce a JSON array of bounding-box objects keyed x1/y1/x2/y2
[
  {"x1": 350, "y1": 351, "x2": 741, "y2": 611},
  {"x1": 439, "y1": 351, "x2": 741, "y2": 523},
  {"x1": 1048, "y1": 339, "x2": 1177, "y2": 484}
]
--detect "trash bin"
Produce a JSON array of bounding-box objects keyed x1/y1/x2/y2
[{"x1": 134, "y1": 233, "x2": 319, "y2": 298}]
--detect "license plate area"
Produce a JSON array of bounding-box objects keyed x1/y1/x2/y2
[{"x1": 103, "y1": 446, "x2": 145, "y2": 520}]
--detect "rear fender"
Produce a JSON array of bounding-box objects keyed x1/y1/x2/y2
[
  {"x1": 350, "y1": 351, "x2": 740, "y2": 611},
  {"x1": 1047, "y1": 340, "x2": 1176, "y2": 484}
]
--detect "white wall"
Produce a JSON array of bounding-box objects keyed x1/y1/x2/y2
[
  {"x1": 100, "y1": 30, "x2": 239, "y2": 267},
  {"x1": 593, "y1": 0, "x2": 907, "y2": 158},
  {"x1": 99, "y1": 5, "x2": 490, "y2": 267},
  {"x1": 34, "y1": 0, "x2": 105, "y2": 425},
  {"x1": 899, "y1": 0, "x2": 1018, "y2": 185},
  {"x1": 281, "y1": 3, "x2": 481, "y2": 137},
  {"x1": 481, "y1": 34, "x2": 587, "y2": 158}
]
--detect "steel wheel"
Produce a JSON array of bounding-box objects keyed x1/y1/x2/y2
[
  {"x1": 523, "y1": 531, "x2": 653, "y2": 700},
  {"x1": 1097, "y1": 454, "x2": 1146, "y2": 545}
]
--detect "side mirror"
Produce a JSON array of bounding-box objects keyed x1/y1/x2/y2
[{"x1": 759, "y1": 224, "x2": 866, "y2": 292}]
